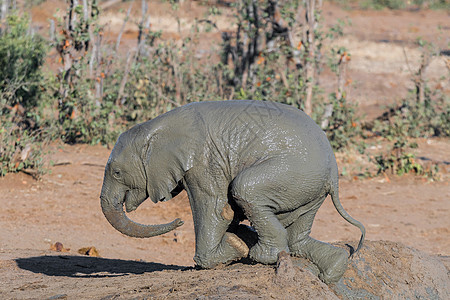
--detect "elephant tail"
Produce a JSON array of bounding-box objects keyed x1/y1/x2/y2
[{"x1": 329, "y1": 178, "x2": 366, "y2": 258}]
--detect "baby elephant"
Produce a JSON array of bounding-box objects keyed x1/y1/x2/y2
[{"x1": 100, "y1": 100, "x2": 365, "y2": 283}]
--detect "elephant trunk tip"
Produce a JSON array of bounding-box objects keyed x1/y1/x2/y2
[{"x1": 174, "y1": 218, "x2": 185, "y2": 227}]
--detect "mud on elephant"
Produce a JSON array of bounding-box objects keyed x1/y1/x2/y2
[{"x1": 100, "y1": 100, "x2": 365, "y2": 284}]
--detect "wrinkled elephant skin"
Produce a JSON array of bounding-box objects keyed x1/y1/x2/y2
[{"x1": 100, "y1": 100, "x2": 365, "y2": 284}]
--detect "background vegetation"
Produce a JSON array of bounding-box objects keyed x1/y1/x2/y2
[{"x1": 0, "y1": 0, "x2": 448, "y2": 179}]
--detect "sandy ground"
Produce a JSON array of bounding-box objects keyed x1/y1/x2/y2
[{"x1": 1, "y1": 1, "x2": 449, "y2": 299}]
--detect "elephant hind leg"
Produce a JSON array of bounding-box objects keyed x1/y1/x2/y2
[
  {"x1": 292, "y1": 236, "x2": 348, "y2": 284},
  {"x1": 287, "y1": 198, "x2": 348, "y2": 284},
  {"x1": 231, "y1": 179, "x2": 290, "y2": 264},
  {"x1": 234, "y1": 196, "x2": 289, "y2": 264}
]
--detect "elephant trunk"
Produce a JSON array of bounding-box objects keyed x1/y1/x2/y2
[{"x1": 100, "y1": 194, "x2": 184, "y2": 238}]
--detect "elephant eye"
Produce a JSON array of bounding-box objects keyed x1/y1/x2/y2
[{"x1": 112, "y1": 169, "x2": 121, "y2": 179}]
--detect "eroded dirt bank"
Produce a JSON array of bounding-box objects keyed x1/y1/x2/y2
[{"x1": 1, "y1": 241, "x2": 449, "y2": 299}]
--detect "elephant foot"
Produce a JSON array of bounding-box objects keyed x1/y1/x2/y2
[
  {"x1": 290, "y1": 239, "x2": 348, "y2": 284},
  {"x1": 194, "y1": 233, "x2": 248, "y2": 268},
  {"x1": 317, "y1": 246, "x2": 348, "y2": 284},
  {"x1": 250, "y1": 241, "x2": 289, "y2": 265}
]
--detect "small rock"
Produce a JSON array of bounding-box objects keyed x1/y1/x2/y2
[
  {"x1": 78, "y1": 246, "x2": 101, "y2": 257},
  {"x1": 50, "y1": 242, "x2": 70, "y2": 252}
]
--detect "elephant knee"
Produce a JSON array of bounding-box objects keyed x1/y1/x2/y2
[{"x1": 230, "y1": 172, "x2": 256, "y2": 202}]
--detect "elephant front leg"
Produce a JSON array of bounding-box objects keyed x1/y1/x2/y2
[{"x1": 188, "y1": 193, "x2": 249, "y2": 268}]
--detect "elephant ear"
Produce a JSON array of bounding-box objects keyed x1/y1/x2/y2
[{"x1": 142, "y1": 112, "x2": 203, "y2": 203}]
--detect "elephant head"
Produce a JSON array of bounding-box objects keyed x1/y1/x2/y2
[{"x1": 100, "y1": 107, "x2": 203, "y2": 238}]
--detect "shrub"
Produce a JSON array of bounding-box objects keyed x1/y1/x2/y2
[
  {"x1": 0, "y1": 14, "x2": 50, "y2": 177},
  {"x1": 314, "y1": 92, "x2": 361, "y2": 150},
  {"x1": 370, "y1": 138, "x2": 439, "y2": 179},
  {"x1": 0, "y1": 121, "x2": 50, "y2": 178},
  {"x1": 46, "y1": 62, "x2": 124, "y2": 145},
  {"x1": 0, "y1": 14, "x2": 47, "y2": 112},
  {"x1": 122, "y1": 39, "x2": 227, "y2": 122},
  {"x1": 47, "y1": 0, "x2": 125, "y2": 145},
  {"x1": 372, "y1": 95, "x2": 450, "y2": 139}
]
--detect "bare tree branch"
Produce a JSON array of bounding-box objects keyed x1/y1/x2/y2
[
  {"x1": 116, "y1": 50, "x2": 137, "y2": 106},
  {"x1": 115, "y1": 1, "x2": 133, "y2": 52},
  {"x1": 304, "y1": 0, "x2": 320, "y2": 116},
  {"x1": 1, "y1": 0, "x2": 9, "y2": 21}
]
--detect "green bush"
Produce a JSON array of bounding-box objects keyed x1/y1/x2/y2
[
  {"x1": 233, "y1": 50, "x2": 304, "y2": 108},
  {"x1": 0, "y1": 14, "x2": 47, "y2": 111},
  {"x1": 122, "y1": 40, "x2": 227, "y2": 122},
  {"x1": 372, "y1": 96, "x2": 450, "y2": 139},
  {"x1": 313, "y1": 93, "x2": 361, "y2": 151},
  {"x1": 0, "y1": 14, "x2": 50, "y2": 177},
  {"x1": 370, "y1": 138, "x2": 439, "y2": 179},
  {"x1": 0, "y1": 121, "x2": 50, "y2": 178},
  {"x1": 45, "y1": 1, "x2": 124, "y2": 145},
  {"x1": 49, "y1": 65, "x2": 124, "y2": 145}
]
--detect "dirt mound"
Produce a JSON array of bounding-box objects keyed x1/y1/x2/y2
[
  {"x1": 2, "y1": 241, "x2": 448, "y2": 299},
  {"x1": 331, "y1": 240, "x2": 449, "y2": 299}
]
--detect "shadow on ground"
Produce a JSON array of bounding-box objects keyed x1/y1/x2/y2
[{"x1": 15, "y1": 255, "x2": 186, "y2": 278}]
